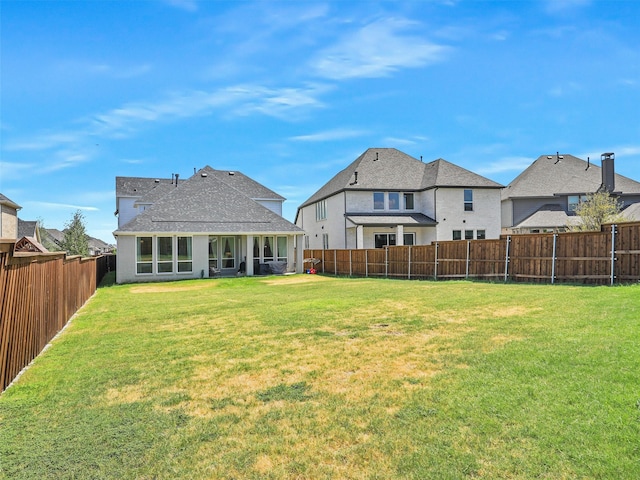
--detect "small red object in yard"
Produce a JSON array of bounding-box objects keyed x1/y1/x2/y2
[{"x1": 309, "y1": 268, "x2": 317, "y2": 274}]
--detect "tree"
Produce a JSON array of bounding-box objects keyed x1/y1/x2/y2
[
  {"x1": 570, "y1": 191, "x2": 625, "y2": 232},
  {"x1": 61, "y1": 210, "x2": 89, "y2": 256}
]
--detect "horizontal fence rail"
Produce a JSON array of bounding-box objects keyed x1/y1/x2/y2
[
  {"x1": 304, "y1": 222, "x2": 640, "y2": 286},
  {"x1": 0, "y1": 243, "x2": 114, "y2": 392}
]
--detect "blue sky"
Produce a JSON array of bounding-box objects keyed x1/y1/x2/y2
[{"x1": 1, "y1": 0, "x2": 639, "y2": 242}]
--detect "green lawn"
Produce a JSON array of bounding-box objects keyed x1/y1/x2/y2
[{"x1": 1, "y1": 275, "x2": 639, "y2": 479}]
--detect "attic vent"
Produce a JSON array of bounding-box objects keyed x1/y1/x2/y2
[
  {"x1": 228, "y1": 172, "x2": 235, "y2": 176},
  {"x1": 201, "y1": 172, "x2": 208, "y2": 177},
  {"x1": 154, "y1": 179, "x2": 160, "y2": 183}
]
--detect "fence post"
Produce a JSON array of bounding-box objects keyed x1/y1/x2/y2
[
  {"x1": 504, "y1": 236, "x2": 511, "y2": 282},
  {"x1": 551, "y1": 234, "x2": 557, "y2": 284},
  {"x1": 465, "y1": 241, "x2": 470, "y2": 279},
  {"x1": 408, "y1": 246, "x2": 412, "y2": 280},
  {"x1": 365, "y1": 250, "x2": 369, "y2": 278},
  {"x1": 434, "y1": 242, "x2": 438, "y2": 281},
  {"x1": 385, "y1": 247, "x2": 388, "y2": 278},
  {"x1": 610, "y1": 224, "x2": 617, "y2": 286},
  {"x1": 349, "y1": 249, "x2": 352, "y2": 277}
]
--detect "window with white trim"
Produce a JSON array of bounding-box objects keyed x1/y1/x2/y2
[
  {"x1": 136, "y1": 237, "x2": 153, "y2": 274},
  {"x1": 403, "y1": 233, "x2": 415, "y2": 246},
  {"x1": 568, "y1": 195, "x2": 588, "y2": 212},
  {"x1": 453, "y1": 230, "x2": 462, "y2": 240},
  {"x1": 277, "y1": 236, "x2": 287, "y2": 262},
  {"x1": 157, "y1": 236, "x2": 173, "y2": 273},
  {"x1": 374, "y1": 233, "x2": 396, "y2": 248},
  {"x1": 209, "y1": 236, "x2": 218, "y2": 270},
  {"x1": 222, "y1": 236, "x2": 235, "y2": 269},
  {"x1": 477, "y1": 230, "x2": 486, "y2": 240},
  {"x1": 404, "y1": 193, "x2": 414, "y2": 210},
  {"x1": 464, "y1": 189, "x2": 473, "y2": 211},
  {"x1": 316, "y1": 200, "x2": 327, "y2": 220},
  {"x1": 322, "y1": 233, "x2": 329, "y2": 249},
  {"x1": 177, "y1": 236, "x2": 192, "y2": 272},
  {"x1": 388, "y1": 192, "x2": 400, "y2": 210},
  {"x1": 373, "y1": 192, "x2": 384, "y2": 210}
]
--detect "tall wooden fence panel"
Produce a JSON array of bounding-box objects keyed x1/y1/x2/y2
[
  {"x1": 0, "y1": 243, "x2": 111, "y2": 392},
  {"x1": 303, "y1": 222, "x2": 640, "y2": 286}
]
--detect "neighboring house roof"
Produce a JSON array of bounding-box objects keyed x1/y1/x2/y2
[
  {"x1": 502, "y1": 154, "x2": 640, "y2": 200},
  {"x1": 299, "y1": 148, "x2": 503, "y2": 209},
  {"x1": 18, "y1": 219, "x2": 38, "y2": 238},
  {"x1": 512, "y1": 204, "x2": 581, "y2": 230},
  {"x1": 44, "y1": 228, "x2": 65, "y2": 246},
  {"x1": 114, "y1": 166, "x2": 302, "y2": 235},
  {"x1": 621, "y1": 202, "x2": 640, "y2": 221},
  {"x1": 0, "y1": 193, "x2": 21, "y2": 210},
  {"x1": 345, "y1": 212, "x2": 437, "y2": 227}
]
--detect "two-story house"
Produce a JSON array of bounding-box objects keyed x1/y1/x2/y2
[
  {"x1": 114, "y1": 165, "x2": 304, "y2": 284},
  {"x1": 295, "y1": 148, "x2": 503, "y2": 250},
  {"x1": 0, "y1": 194, "x2": 21, "y2": 240},
  {"x1": 501, "y1": 153, "x2": 640, "y2": 233}
]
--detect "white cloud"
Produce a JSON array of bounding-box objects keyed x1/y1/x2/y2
[
  {"x1": 27, "y1": 201, "x2": 99, "y2": 212},
  {"x1": 312, "y1": 17, "x2": 451, "y2": 80},
  {"x1": 290, "y1": 128, "x2": 369, "y2": 142},
  {"x1": 475, "y1": 156, "x2": 533, "y2": 175},
  {"x1": 543, "y1": 0, "x2": 592, "y2": 14},
  {"x1": 162, "y1": 0, "x2": 198, "y2": 12}
]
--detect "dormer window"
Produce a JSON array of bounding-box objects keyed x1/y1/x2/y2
[{"x1": 404, "y1": 193, "x2": 414, "y2": 210}]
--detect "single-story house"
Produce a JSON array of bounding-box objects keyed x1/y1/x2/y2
[{"x1": 114, "y1": 166, "x2": 304, "y2": 283}]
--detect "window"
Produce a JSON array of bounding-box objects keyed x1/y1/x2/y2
[
  {"x1": 388, "y1": 192, "x2": 399, "y2": 210},
  {"x1": 157, "y1": 237, "x2": 173, "y2": 273},
  {"x1": 404, "y1": 193, "x2": 414, "y2": 210},
  {"x1": 136, "y1": 237, "x2": 153, "y2": 274},
  {"x1": 177, "y1": 237, "x2": 192, "y2": 272},
  {"x1": 209, "y1": 236, "x2": 218, "y2": 270},
  {"x1": 375, "y1": 233, "x2": 396, "y2": 248},
  {"x1": 304, "y1": 236, "x2": 309, "y2": 249},
  {"x1": 403, "y1": 233, "x2": 415, "y2": 246},
  {"x1": 322, "y1": 233, "x2": 329, "y2": 250},
  {"x1": 568, "y1": 195, "x2": 588, "y2": 212},
  {"x1": 222, "y1": 236, "x2": 235, "y2": 269},
  {"x1": 316, "y1": 200, "x2": 327, "y2": 220},
  {"x1": 373, "y1": 192, "x2": 384, "y2": 210},
  {"x1": 465, "y1": 230, "x2": 474, "y2": 240},
  {"x1": 453, "y1": 230, "x2": 462, "y2": 240},
  {"x1": 277, "y1": 236, "x2": 287, "y2": 262},
  {"x1": 263, "y1": 236, "x2": 274, "y2": 262},
  {"x1": 464, "y1": 189, "x2": 473, "y2": 211},
  {"x1": 477, "y1": 230, "x2": 486, "y2": 240}
]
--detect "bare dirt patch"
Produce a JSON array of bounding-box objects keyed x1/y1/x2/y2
[{"x1": 262, "y1": 274, "x2": 334, "y2": 286}]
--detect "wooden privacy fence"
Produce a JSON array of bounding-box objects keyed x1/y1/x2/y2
[
  {"x1": 0, "y1": 242, "x2": 113, "y2": 392},
  {"x1": 304, "y1": 222, "x2": 640, "y2": 285}
]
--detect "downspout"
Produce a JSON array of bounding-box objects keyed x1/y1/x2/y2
[{"x1": 344, "y1": 191, "x2": 348, "y2": 249}]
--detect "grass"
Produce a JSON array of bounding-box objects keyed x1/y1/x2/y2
[{"x1": 1, "y1": 274, "x2": 639, "y2": 479}]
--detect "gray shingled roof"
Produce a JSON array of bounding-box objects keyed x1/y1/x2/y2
[
  {"x1": 0, "y1": 193, "x2": 21, "y2": 210},
  {"x1": 513, "y1": 204, "x2": 581, "y2": 229},
  {"x1": 114, "y1": 166, "x2": 301, "y2": 235},
  {"x1": 299, "y1": 148, "x2": 503, "y2": 208},
  {"x1": 18, "y1": 219, "x2": 38, "y2": 238},
  {"x1": 621, "y1": 202, "x2": 640, "y2": 221},
  {"x1": 345, "y1": 212, "x2": 437, "y2": 227},
  {"x1": 207, "y1": 169, "x2": 285, "y2": 201},
  {"x1": 502, "y1": 154, "x2": 640, "y2": 200},
  {"x1": 116, "y1": 176, "x2": 173, "y2": 198}
]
